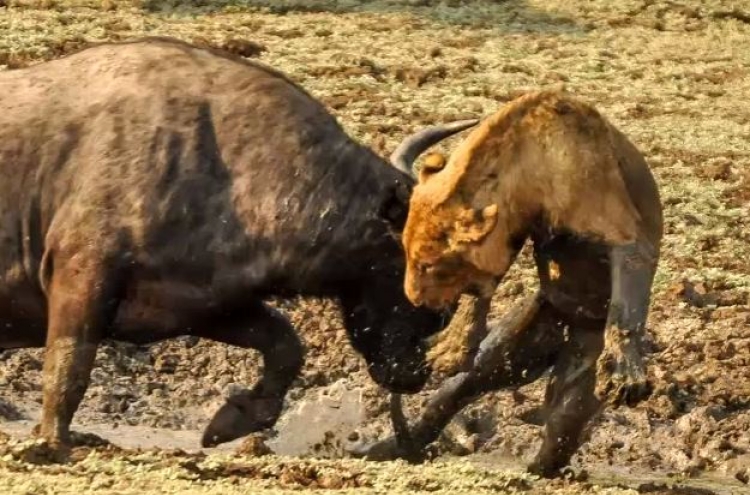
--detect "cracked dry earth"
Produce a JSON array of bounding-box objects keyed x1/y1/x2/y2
[{"x1": 0, "y1": 1, "x2": 749, "y2": 494}]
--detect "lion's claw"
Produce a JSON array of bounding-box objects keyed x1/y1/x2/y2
[{"x1": 595, "y1": 351, "x2": 652, "y2": 408}]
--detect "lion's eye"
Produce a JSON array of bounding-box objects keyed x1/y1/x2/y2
[
  {"x1": 415, "y1": 262, "x2": 431, "y2": 275},
  {"x1": 424, "y1": 264, "x2": 453, "y2": 282}
]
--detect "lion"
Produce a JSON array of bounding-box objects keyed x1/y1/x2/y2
[{"x1": 352, "y1": 89, "x2": 663, "y2": 477}]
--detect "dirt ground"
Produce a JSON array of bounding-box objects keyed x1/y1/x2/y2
[{"x1": 0, "y1": 0, "x2": 749, "y2": 494}]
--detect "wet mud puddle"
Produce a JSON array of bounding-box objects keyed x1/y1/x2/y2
[{"x1": 1, "y1": 379, "x2": 366, "y2": 456}]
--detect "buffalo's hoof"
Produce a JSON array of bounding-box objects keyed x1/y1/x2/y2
[
  {"x1": 527, "y1": 461, "x2": 587, "y2": 481},
  {"x1": 347, "y1": 436, "x2": 429, "y2": 464},
  {"x1": 201, "y1": 394, "x2": 282, "y2": 448},
  {"x1": 19, "y1": 430, "x2": 72, "y2": 465},
  {"x1": 527, "y1": 457, "x2": 580, "y2": 480},
  {"x1": 31, "y1": 424, "x2": 112, "y2": 448},
  {"x1": 527, "y1": 458, "x2": 557, "y2": 479},
  {"x1": 595, "y1": 352, "x2": 653, "y2": 408},
  {"x1": 347, "y1": 437, "x2": 400, "y2": 462}
]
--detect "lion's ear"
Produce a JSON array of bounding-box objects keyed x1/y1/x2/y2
[
  {"x1": 452, "y1": 204, "x2": 499, "y2": 245},
  {"x1": 418, "y1": 153, "x2": 447, "y2": 184}
]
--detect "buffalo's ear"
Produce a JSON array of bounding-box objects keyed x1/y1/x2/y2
[
  {"x1": 452, "y1": 204, "x2": 499, "y2": 245},
  {"x1": 379, "y1": 181, "x2": 413, "y2": 232},
  {"x1": 418, "y1": 153, "x2": 447, "y2": 184}
]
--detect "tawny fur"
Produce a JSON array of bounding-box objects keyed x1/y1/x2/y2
[
  {"x1": 403, "y1": 89, "x2": 659, "y2": 311},
  {"x1": 425, "y1": 294, "x2": 488, "y2": 375}
]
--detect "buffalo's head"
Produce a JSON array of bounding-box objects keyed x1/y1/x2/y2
[
  {"x1": 339, "y1": 269, "x2": 455, "y2": 393},
  {"x1": 339, "y1": 119, "x2": 480, "y2": 393}
]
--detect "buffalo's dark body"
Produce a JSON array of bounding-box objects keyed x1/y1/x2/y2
[{"x1": 0, "y1": 37, "x2": 455, "y2": 452}]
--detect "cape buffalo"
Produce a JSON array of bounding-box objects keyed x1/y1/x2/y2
[
  {"x1": 352, "y1": 90, "x2": 664, "y2": 477},
  {"x1": 0, "y1": 36, "x2": 478, "y2": 456}
]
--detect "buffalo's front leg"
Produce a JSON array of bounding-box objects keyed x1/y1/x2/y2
[
  {"x1": 37, "y1": 254, "x2": 124, "y2": 457},
  {"x1": 350, "y1": 293, "x2": 563, "y2": 462},
  {"x1": 198, "y1": 302, "x2": 304, "y2": 448},
  {"x1": 391, "y1": 294, "x2": 491, "y2": 459},
  {"x1": 595, "y1": 240, "x2": 658, "y2": 408},
  {"x1": 529, "y1": 322, "x2": 604, "y2": 477}
]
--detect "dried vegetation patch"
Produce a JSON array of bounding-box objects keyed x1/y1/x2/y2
[
  {"x1": 0, "y1": 435, "x2": 613, "y2": 495},
  {"x1": 1, "y1": 1, "x2": 749, "y2": 494}
]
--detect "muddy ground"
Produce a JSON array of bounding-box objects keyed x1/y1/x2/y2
[{"x1": 0, "y1": 0, "x2": 749, "y2": 493}]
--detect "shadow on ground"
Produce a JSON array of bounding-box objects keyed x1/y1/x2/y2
[{"x1": 139, "y1": 0, "x2": 582, "y2": 33}]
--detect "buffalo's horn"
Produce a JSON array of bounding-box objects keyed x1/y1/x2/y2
[{"x1": 389, "y1": 119, "x2": 480, "y2": 178}]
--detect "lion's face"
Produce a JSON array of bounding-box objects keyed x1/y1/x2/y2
[{"x1": 402, "y1": 192, "x2": 500, "y2": 310}]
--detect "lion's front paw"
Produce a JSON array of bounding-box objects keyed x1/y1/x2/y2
[{"x1": 595, "y1": 351, "x2": 653, "y2": 408}]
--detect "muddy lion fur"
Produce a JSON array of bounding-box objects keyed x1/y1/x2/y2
[{"x1": 418, "y1": 90, "x2": 659, "y2": 376}]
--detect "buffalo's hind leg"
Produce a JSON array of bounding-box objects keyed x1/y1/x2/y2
[
  {"x1": 37, "y1": 253, "x2": 125, "y2": 458},
  {"x1": 528, "y1": 319, "x2": 604, "y2": 478},
  {"x1": 198, "y1": 302, "x2": 304, "y2": 448}
]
